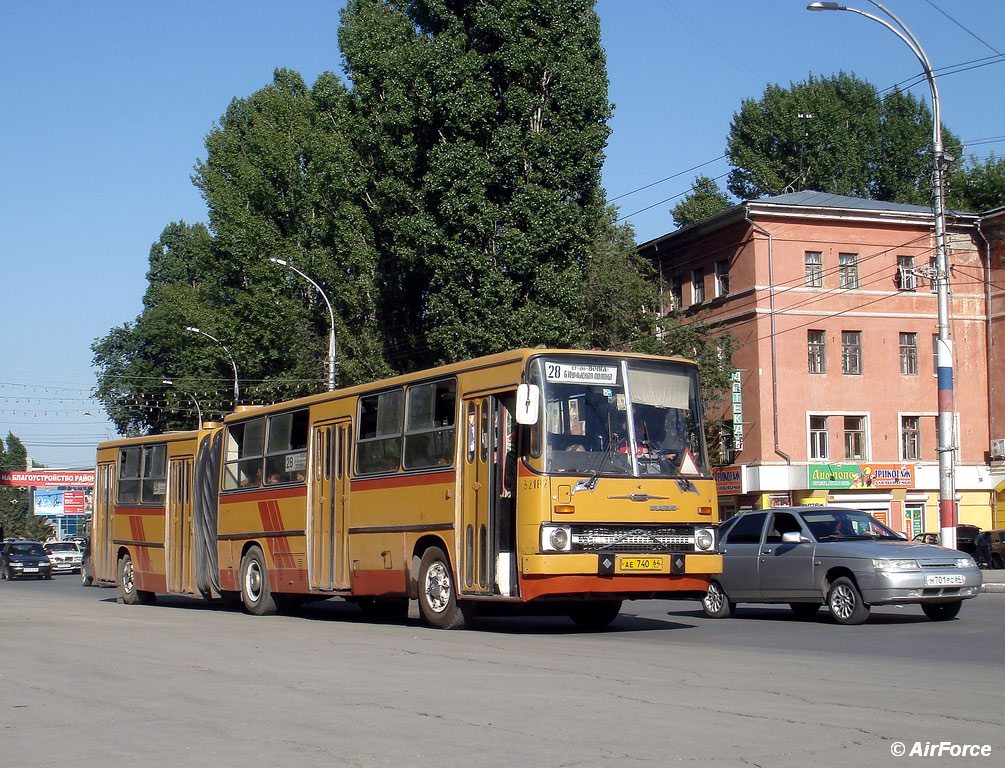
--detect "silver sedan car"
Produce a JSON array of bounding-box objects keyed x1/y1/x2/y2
[{"x1": 702, "y1": 506, "x2": 982, "y2": 624}]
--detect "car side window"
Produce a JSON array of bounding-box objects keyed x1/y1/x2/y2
[
  {"x1": 723, "y1": 512, "x2": 766, "y2": 544},
  {"x1": 765, "y1": 512, "x2": 802, "y2": 543}
]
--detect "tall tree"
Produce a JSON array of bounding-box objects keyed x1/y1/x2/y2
[
  {"x1": 340, "y1": 0, "x2": 612, "y2": 367},
  {"x1": 671, "y1": 175, "x2": 733, "y2": 228},
  {"x1": 726, "y1": 73, "x2": 962, "y2": 203},
  {"x1": 948, "y1": 153, "x2": 1005, "y2": 213}
]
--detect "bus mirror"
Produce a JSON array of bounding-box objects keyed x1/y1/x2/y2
[{"x1": 515, "y1": 384, "x2": 540, "y2": 425}]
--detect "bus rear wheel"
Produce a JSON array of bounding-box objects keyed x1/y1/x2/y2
[
  {"x1": 417, "y1": 546, "x2": 468, "y2": 629},
  {"x1": 117, "y1": 552, "x2": 154, "y2": 605},
  {"x1": 240, "y1": 545, "x2": 280, "y2": 616}
]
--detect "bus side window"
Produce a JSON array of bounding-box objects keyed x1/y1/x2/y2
[{"x1": 356, "y1": 389, "x2": 403, "y2": 474}]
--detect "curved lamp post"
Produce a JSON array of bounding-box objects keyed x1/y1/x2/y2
[
  {"x1": 808, "y1": 1, "x2": 956, "y2": 547},
  {"x1": 269, "y1": 257, "x2": 337, "y2": 391},
  {"x1": 185, "y1": 326, "x2": 240, "y2": 410},
  {"x1": 162, "y1": 379, "x2": 203, "y2": 429},
  {"x1": 81, "y1": 411, "x2": 112, "y2": 440}
]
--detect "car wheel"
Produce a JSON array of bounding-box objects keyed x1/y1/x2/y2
[
  {"x1": 240, "y1": 545, "x2": 280, "y2": 616},
  {"x1": 789, "y1": 602, "x2": 820, "y2": 618},
  {"x1": 81, "y1": 562, "x2": 93, "y2": 587},
  {"x1": 702, "y1": 580, "x2": 735, "y2": 619},
  {"x1": 568, "y1": 600, "x2": 623, "y2": 629},
  {"x1": 827, "y1": 576, "x2": 870, "y2": 625},
  {"x1": 992, "y1": 554, "x2": 1004, "y2": 570},
  {"x1": 416, "y1": 546, "x2": 468, "y2": 629},
  {"x1": 921, "y1": 600, "x2": 962, "y2": 621}
]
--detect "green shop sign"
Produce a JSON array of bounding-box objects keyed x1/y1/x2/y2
[{"x1": 808, "y1": 464, "x2": 914, "y2": 490}]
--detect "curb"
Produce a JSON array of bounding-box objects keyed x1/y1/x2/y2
[{"x1": 980, "y1": 583, "x2": 1005, "y2": 593}]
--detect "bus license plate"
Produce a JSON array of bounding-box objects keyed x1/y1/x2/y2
[
  {"x1": 619, "y1": 557, "x2": 664, "y2": 572},
  {"x1": 925, "y1": 574, "x2": 964, "y2": 586}
]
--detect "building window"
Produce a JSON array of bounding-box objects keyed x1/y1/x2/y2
[
  {"x1": 692, "y1": 268, "x2": 705, "y2": 304},
  {"x1": 805, "y1": 251, "x2": 823, "y2": 287},
  {"x1": 669, "y1": 273, "x2": 682, "y2": 310},
  {"x1": 932, "y1": 333, "x2": 939, "y2": 376},
  {"x1": 841, "y1": 331, "x2": 862, "y2": 375},
  {"x1": 896, "y1": 255, "x2": 917, "y2": 291},
  {"x1": 807, "y1": 330, "x2": 826, "y2": 373},
  {"x1": 902, "y1": 415, "x2": 921, "y2": 460},
  {"x1": 929, "y1": 256, "x2": 938, "y2": 293},
  {"x1": 839, "y1": 253, "x2": 859, "y2": 289},
  {"x1": 718, "y1": 422, "x2": 735, "y2": 465},
  {"x1": 844, "y1": 416, "x2": 866, "y2": 460},
  {"x1": 715, "y1": 260, "x2": 729, "y2": 297},
  {"x1": 810, "y1": 416, "x2": 829, "y2": 459},
  {"x1": 899, "y1": 332, "x2": 918, "y2": 376}
]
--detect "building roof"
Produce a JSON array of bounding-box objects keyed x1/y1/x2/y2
[{"x1": 758, "y1": 190, "x2": 942, "y2": 215}]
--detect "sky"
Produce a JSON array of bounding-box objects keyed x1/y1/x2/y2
[{"x1": 2, "y1": 0, "x2": 1003, "y2": 469}]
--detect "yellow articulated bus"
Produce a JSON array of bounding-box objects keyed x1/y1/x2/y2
[{"x1": 91, "y1": 349, "x2": 722, "y2": 629}]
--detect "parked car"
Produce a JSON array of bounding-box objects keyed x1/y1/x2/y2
[
  {"x1": 1, "y1": 541, "x2": 53, "y2": 580},
  {"x1": 986, "y1": 530, "x2": 1005, "y2": 570},
  {"x1": 911, "y1": 525, "x2": 981, "y2": 558},
  {"x1": 703, "y1": 507, "x2": 982, "y2": 625},
  {"x1": 43, "y1": 541, "x2": 83, "y2": 574}
]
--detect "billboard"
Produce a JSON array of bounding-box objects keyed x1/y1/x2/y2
[
  {"x1": 807, "y1": 464, "x2": 915, "y2": 490},
  {"x1": 1, "y1": 470, "x2": 94, "y2": 487},
  {"x1": 32, "y1": 489, "x2": 91, "y2": 516}
]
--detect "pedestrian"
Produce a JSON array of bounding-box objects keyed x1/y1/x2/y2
[{"x1": 975, "y1": 530, "x2": 991, "y2": 568}]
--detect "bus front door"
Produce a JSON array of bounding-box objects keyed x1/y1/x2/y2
[
  {"x1": 309, "y1": 420, "x2": 351, "y2": 591},
  {"x1": 461, "y1": 394, "x2": 517, "y2": 597},
  {"x1": 93, "y1": 462, "x2": 115, "y2": 583},
  {"x1": 167, "y1": 456, "x2": 194, "y2": 594}
]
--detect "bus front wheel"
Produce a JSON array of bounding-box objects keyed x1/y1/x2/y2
[
  {"x1": 240, "y1": 545, "x2": 280, "y2": 616},
  {"x1": 568, "y1": 600, "x2": 622, "y2": 629},
  {"x1": 417, "y1": 546, "x2": 468, "y2": 630}
]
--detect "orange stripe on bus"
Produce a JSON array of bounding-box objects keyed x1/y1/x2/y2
[{"x1": 352, "y1": 470, "x2": 455, "y2": 492}]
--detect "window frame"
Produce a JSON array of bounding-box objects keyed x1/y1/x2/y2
[
  {"x1": 841, "y1": 330, "x2": 862, "y2": 375},
  {"x1": 402, "y1": 378, "x2": 457, "y2": 470},
  {"x1": 838, "y1": 253, "x2": 859, "y2": 289},
  {"x1": 691, "y1": 267, "x2": 705, "y2": 304},
  {"x1": 805, "y1": 251, "x2": 823, "y2": 288},
  {"x1": 899, "y1": 332, "x2": 919, "y2": 376},
  {"x1": 843, "y1": 415, "x2": 867, "y2": 460},
  {"x1": 896, "y1": 255, "x2": 917, "y2": 291},
  {"x1": 901, "y1": 415, "x2": 921, "y2": 460},
  {"x1": 117, "y1": 443, "x2": 168, "y2": 505},
  {"x1": 809, "y1": 415, "x2": 829, "y2": 460},
  {"x1": 807, "y1": 329, "x2": 826, "y2": 374},
  {"x1": 714, "y1": 259, "x2": 729, "y2": 298}
]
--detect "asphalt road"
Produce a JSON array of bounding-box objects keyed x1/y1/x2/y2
[{"x1": 2, "y1": 574, "x2": 1002, "y2": 768}]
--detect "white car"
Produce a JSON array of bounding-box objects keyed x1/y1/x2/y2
[{"x1": 43, "y1": 541, "x2": 83, "y2": 573}]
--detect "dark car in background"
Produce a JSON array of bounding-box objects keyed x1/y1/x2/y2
[
  {"x1": 703, "y1": 507, "x2": 982, "y2": 625},
  {"x1": 1, "y1": 541, "x2": 53, "y2": 580}
]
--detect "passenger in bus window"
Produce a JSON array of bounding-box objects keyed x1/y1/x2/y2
[{"x1": 241, "y1": 466, "x2": 262, "y2": 487}]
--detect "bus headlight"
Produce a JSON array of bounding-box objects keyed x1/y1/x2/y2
[
  {"x1": 541, "y1": 525, "x2": 571, "y2": 552},
  {"x1": 694, "y1": 528, "x2": 715, "y2": 551}
]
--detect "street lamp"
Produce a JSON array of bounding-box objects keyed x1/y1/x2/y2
[
  {"x1": 808, "y1": 1, "x2": 957, "y2": 548},
  {"x1": 185, "y1": 326, "x2": 240, "y2": 410},
  {"x1": 162, "y1": 380, "x2": 203, "y2": 430},
  {"x1": 269, "y1": 257, "x2": 337, "y2": 391},
  {"x1": 81, "y1": 411, "x2": 112, "y2": 440}
]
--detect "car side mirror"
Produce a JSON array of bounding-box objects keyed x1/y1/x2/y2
[{"x1": 781, "y1": 531, "x2": 809, "y2": 544}]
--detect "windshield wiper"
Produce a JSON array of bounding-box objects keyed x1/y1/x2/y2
[{"x1": 572, "y1": 432, "x2": 622, "y2": 496}]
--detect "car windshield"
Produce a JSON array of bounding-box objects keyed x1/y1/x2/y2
[
  {"x1": 46, "y1": 543, "x2": 78, "y2": 552},
  {"x1": 802, "y1": 510, "x2": 900, "y2": 541},
  {"x1": 529, "y1": 356, "x2": 708, "y2": 478},
  {"x1": 9, "y1": 543, "x2": 44, "y2": 556}
]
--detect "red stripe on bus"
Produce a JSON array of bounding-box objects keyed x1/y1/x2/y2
[
  {"x1": 115, "y1": 506, "x2": 165, "y2": 516},
  {"x1": 352, "y1": 470, "x2": 456, "y2": 492},
  {"x1": 224, "y1": 485, "x2": 308, "y2": 504}
]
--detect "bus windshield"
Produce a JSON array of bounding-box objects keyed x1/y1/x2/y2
[{"x1": 529, "y1": 356, "x2": 709, "y2": 478}]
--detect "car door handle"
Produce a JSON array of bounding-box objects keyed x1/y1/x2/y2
[{"x1": 760, "y1": 548, "x2": 773, "y2": 555}]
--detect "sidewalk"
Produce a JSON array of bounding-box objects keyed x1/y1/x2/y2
[{"x1": 980, "y1": 567, "x2": 1005, "y2": 593}]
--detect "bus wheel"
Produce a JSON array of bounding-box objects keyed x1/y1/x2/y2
[
  {"x1": 80, "y1": 560, "x2": 93, "y2": 587},
  {"x1": 117, "y1": 553, "x2": 155, "y2": 605},
  {"x1": 568, "y1": 600, "x2": 622, "y2": 629},
  {"x1": 240, "y1": 545, "x2": 280, "y2": 616},
  {"x1": 417, "y1": 546, "x2": 467, "y2": 629},
  {"x1": 357, "y1": 597, "x2": 408, "y2": 623}
]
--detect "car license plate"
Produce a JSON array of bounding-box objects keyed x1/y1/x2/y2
[
  {"x1": 619, "y1": 557, "x2": 664, "y2": 572},
  {"x1": 23, "y1": 567, "x2": 39, "y2": 573},
  {"x1": 925, "y1": 574, "x2": 964, "y2": 586}
]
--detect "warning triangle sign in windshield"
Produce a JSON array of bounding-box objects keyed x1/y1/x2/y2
[{"x1": 677, "y1": 448, "x2": 701, "y2": 476}]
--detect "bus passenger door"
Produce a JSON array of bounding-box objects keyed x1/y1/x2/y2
[
  {"x1": 93, "y1": 462, "x2": 115, "y2": 582},
  {"x1": 167, "y1": 456, "x2": 194, "y2": 594},
  {"x1": 461, "y1": 394, "x2": 517, "y2": 597},
  {"x1": 310, "y1": 420, "x2": 351, "y2": 591}
]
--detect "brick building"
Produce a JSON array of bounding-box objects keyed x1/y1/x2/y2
[{"x1": 639, "y1": 191, "x2": 1002, "y2": 533}]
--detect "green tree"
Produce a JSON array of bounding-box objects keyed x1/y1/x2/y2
[
  {"x1": 726, "y1": 73, "x2": 962, "y2": 203},
  {"x1": 340, "y1": 0, "x2": 612, "y2": 367},
  {"x1": 671, "y1": 175, "x2": 733, "y2": 228},
  {"x1": 0, "y1": 432, "x2": 38, "y2": 540},
  {"x1": 948, "y1": 153, "x2": 1005, "y2": 213}
]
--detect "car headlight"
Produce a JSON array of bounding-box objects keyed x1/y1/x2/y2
[
  {"x1": 956, "y1": 557, "x2": 976, "y2": 568},
  {"x1": 872, "y1": 558, "x2": 921, "y2": 572},
  {"x1": 694, "y1": 528, "x2": 715, "y2": 551},
  {"x1": 541, "y1": 525, "x2": 571, "y2": 552}
]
